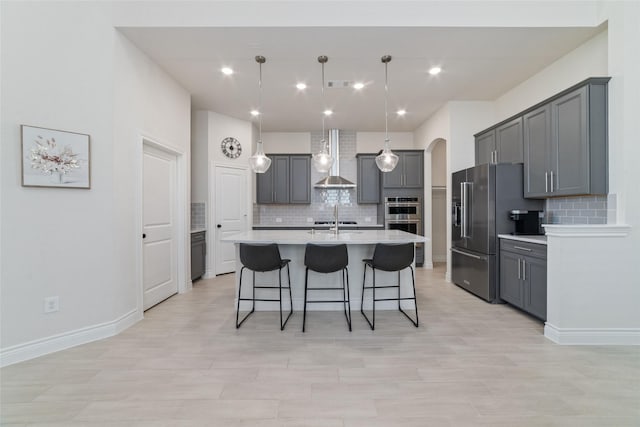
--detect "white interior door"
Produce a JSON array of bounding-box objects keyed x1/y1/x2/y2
[
  {"x1": 215, "y1": 166, "x2": 247, "y2": 275},
  {"x1": 143, "y1": 144, "x2": 178, "y2": 310}
]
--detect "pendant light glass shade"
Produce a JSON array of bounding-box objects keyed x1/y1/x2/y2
[
  {"x1": 249, "y1": 56, "x2": 271, "y2": 173},
  {"x1": 376, "y1": 138, "x2": 399, "y2": 172},
  {"x1": 376, "y1": 55, "x2": 399, "y2": 172},
  {"x1": 312, "y1": 55, "x2": 334, "y2": 173},
  {"x1": 249, "y1": 140, "x2": 271, "y2": 173}
]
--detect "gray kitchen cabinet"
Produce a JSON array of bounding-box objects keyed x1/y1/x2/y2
[
  {"x1": 524, "y1": 78, "x2": 609, "y2": 198},
  {"x1": 475, "y1": 118, "x2": 523, "y2": 165},
  {"x1": 475, "y1": 129, "x2": 496, "y2": 165},
  {"x1": 289, "y1": 155, "x2": 311, "y2": 204},
  {"x1": 356, "y1": 153, "x2": 381, "y2": 204},
  {"x1": 496, "y1": 117, "x2": 523, "y2": 163},
  {"x1": 382, "y1": 150, "x2": 424, "y2": 189},
  {"x1": 191, "y1": 231, "x2": 206, "y2": 281},
  {"x1": 523, "y1": 104, "x2": 552, "y2": 197},
  {"x1": 499, "y1": 239, "x2": 547, "y2": 320},
  {"x1": 256, "y1": 154, "x2": 311, "y2": 204}
]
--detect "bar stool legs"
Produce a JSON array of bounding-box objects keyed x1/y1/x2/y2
[
  {"x1": 360, "y1": 243, "x2": 419, "y2": 330},
  {"x1": 236, "y1": 243, "x2": 293, "y2": 331},
  {"x1": 302, "y1": 244, "x2": 351, "y2": 333}
]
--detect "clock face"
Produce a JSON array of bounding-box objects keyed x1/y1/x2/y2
[{"x1": 221, "y1": 137, "x2": 242, "y2": 159}]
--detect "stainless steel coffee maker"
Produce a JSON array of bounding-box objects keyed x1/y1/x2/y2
[{"x1": 509, "y1": 210, "x2": 544, "y2": 235}]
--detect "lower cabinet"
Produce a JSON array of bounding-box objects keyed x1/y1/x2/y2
[
  {"x1": 499, "y1": 239, "x2": 547, "y2": 320},
  {"x1": 191, "y1": 231, "x2": 206, "y2": 281}
]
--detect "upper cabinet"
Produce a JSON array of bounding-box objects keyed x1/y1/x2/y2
[
  {"x1": 475, "y1": 117, "x2": 523, "y2": 165},
  {"x1": 356, "y1": 153, "x2": 381, "y2": 204},
  {"x1": 383, "y1": 150, "x2": 424, "y2": 189},
  {"x1": 475, "y1": 130, "x2": 496, "y2": 165},
  {"x1": 256, "y1": 154, "x2": 311, "y2": 204},
  {"x1": 524, "y1": 79, "x2": 609, "y2": 198}
]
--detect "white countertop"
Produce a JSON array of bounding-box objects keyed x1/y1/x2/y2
[
  {"x1": 222, "y1": 229, "x2": 428, "y2": 245},
  {"x1": 498, "y1": 234, "x2": 547, "y2": 245},
  {"x1": 190, "y1": 228, "x2": 206, "y2": 234},
  {"x1": 253, "y1": 223, "x2": 384, "y2": 228}
]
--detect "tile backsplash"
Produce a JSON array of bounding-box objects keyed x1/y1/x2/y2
[
  {"x1": 545, "y1": 195, "x2": 609, "y2": 224},
  {"x1": 255, "y1": 130, "x2": 380, "y2": 225},
  {"x1": 191, "y1": 202, "x2": 206, "y2": 228}
]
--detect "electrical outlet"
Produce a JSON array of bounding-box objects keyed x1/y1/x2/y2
[
  {"x1": 275, "y1": 218, "x2": 283, "y2": 223},
  {"x1": 306, "y1": 217, "x2": 313, "y2": 223},
  {"x1": 364, "y1": 217, "x2": 372, "y2": 223},
  {"x1": 44, "y1": 296, "x2": 59, "y2": 313}
]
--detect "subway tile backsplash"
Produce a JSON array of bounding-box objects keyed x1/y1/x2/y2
[
  {"x1": 545, "y1": 195, "x2": 608, "y2": 224},
  {"x1": 255, "y1": 130, "x2": 380, "y2": 225},
  {"x1": 191, "y1": 202, "x2": 206, "y2": 229}
]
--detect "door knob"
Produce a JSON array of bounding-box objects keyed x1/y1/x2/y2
[
  {"x1": 142, "y1": 233, "x2": 146, "y2": 239},
  {"x1": 217, "y1": 224, "x2": 222, "y2": 228}
]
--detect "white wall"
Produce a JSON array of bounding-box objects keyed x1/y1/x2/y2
[
  {"x1": 494, "y1": 31, "x2": 608, "y2": 124},
  {"x1": 0, "y1": 2, "x2": 191, "y2": 364},
  {"x1": 261, "y1": 132, "x2": 311, "y2": 153},
  {"x1": 191, "y1": 111, "x2": 209, "y2": 203},
  {"x1": 431, "y1": 141, "x2": 447, "y2": 188},
  {"x1": 356, "y1": 132, "x2": 415, "y2": 153}
]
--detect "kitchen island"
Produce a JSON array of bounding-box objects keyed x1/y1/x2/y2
[{"x1": 222, "y1": 229, "x2": 428, "y2": 311}]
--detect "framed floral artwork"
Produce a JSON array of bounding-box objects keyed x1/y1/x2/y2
[{"x1": 21, "y1": 125, "x2": 91, "y2": 189}]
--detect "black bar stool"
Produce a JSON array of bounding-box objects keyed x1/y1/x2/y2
[
  {"x1": 360, "y1": 243, "x2": 418, "y2": 330},
  {"x1": 236, "y1": 243, "x2": 293, "y2": 330},
  {"x1": 303, "y1": 243, "x2": 351, "y2": 332}
]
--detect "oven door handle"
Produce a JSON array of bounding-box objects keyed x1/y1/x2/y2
[{"x1": 386, "y1": 219, "x2": 420, "y2": 223}]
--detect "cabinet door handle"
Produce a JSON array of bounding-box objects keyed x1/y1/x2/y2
[
  {"x1": 513, "y1": 246, "x2": 532, "y2": 252},
  {"x1": 517, "y1": 257, "x2": 521, "y2": 279},
  {"x1": 522, "y1": 259, "x2": 526, "y2": 281},
  {"x1": 550, "y1": 170, "x2": 554, "y2": 192},
  {"x1": 545, "y1": 172, "x2": 549, "y2": 193}
]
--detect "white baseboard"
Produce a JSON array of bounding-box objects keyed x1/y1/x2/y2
[
  {"x1": 203, "y1": 269, "x2": 216, "y2": 279},
  {"x1": 421, "y1": 261, "x2": 434, "y2": 269},
  {"x1": 0, "y1": 309, "x2": 141, "y2": 367},
  {"x1": 544, "y1": 323, "x2": 640, "y2": 345},
  {"x1": 432, "y1": 255, "x2": 447, "y2": 263}
]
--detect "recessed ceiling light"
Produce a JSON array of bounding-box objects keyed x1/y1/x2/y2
[
  {"x1": 296, "y1": 82, "x2": 307, "y2": 90},
  {"x1": 221, "y1": 67, "x2": 234, "y2": 76},
  {"x1": 429, "y1": 66, "x2": 442, "y2": 76},
  {"x1": 353, "y1": 82, "x2": 365, "y2": 90},
  {"x1": 324, "y1": 109, "x2": 333, "y2": 116},
  {"x1": 250, "y1": 110, "x2": 260, "y2": 116},
  {"x1": 397, "y1": 109, "x2": 407, "y2": 116}
]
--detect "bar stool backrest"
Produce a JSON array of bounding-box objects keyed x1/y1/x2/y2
[
  {"x1": 239, "y1": 243, "x2": 283, "y2": 272},
  {"x1": 372, "y1": 243, "x2": 414, "y2": 271},
  {"x1": 304, "y1": 244, "x2": 348, "y2": 273}
]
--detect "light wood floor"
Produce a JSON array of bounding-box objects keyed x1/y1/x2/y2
[{"x1": 2, "y1": 264, "x2": 639, "y2": 426}]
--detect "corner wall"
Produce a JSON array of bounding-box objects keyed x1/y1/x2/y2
[{"x1": 0, "y1": 2, "x2": 191, "y2": 365}]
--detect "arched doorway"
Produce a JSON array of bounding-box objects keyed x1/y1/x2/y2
[{"x1": 429, "y1": 139, "x2": 447, "y2": 266}]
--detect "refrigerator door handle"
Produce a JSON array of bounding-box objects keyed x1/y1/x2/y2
[
  {"x1": 451, "y1": 248, "x2": 486, "y2": 260},
  {"x1": 460, "y1": 182, "x2": 466, "y2": 237},
  {"x1": 461, "y1": 182, "x2": 471, "y2": 238}
]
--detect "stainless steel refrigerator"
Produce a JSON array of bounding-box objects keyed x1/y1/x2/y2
[{"x1": 451, "y1": 163, "x2": 543, "y2": 302}]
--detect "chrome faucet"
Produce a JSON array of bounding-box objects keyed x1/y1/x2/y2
[{"x1": 332, "y1": 204, "x2": 339, "y2": 235}]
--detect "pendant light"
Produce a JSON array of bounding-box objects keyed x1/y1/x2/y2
[
  {"x1": 312, "y1": 55, "x2": 334, "y2": 173},
  {"x1": 375, "y1": 55, "x2": 399, "y2": 172},
  {"x1": 249, "y1": 55, "x2": 272, "y2": 173}
]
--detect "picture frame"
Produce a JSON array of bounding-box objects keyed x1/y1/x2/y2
[{"x1": 21, "y1": 124, "x2": 91, "y2": 189}]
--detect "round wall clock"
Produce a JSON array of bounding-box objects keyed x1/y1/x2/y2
[{"x1": 221, "y1": 137, "x2": 242, "y2": 159}]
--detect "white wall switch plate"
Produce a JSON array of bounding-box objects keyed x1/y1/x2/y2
[{"x1": 44, "y1": 296, "x2": 59, "y2": 313}]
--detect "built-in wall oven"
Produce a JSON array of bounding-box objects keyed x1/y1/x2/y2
[
  {"x1": 385, "y1": 196, "x2": 422, "y2": 233},
  {"x1": 385, "y1": 197, "x2": 423, "y2": 264}
]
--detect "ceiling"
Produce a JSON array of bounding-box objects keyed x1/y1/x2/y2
[{"x1": 119, "y1": 26, "x2": 603, "y2": 132}]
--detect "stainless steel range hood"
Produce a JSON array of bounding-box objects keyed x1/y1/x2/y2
[{"x1": 314, "y1": 129, "x2": 356, "y2": 188}]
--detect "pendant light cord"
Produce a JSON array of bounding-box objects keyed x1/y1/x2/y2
[
  {"x1": 321, "y1": 60, "x2": 325, "y2": 142},
  {"x1": 258, "y1": 60, "x2": 263, "y2": 141},
  {"x1": 384, "y1": 58, "x2": 389, "y2": 144}
]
